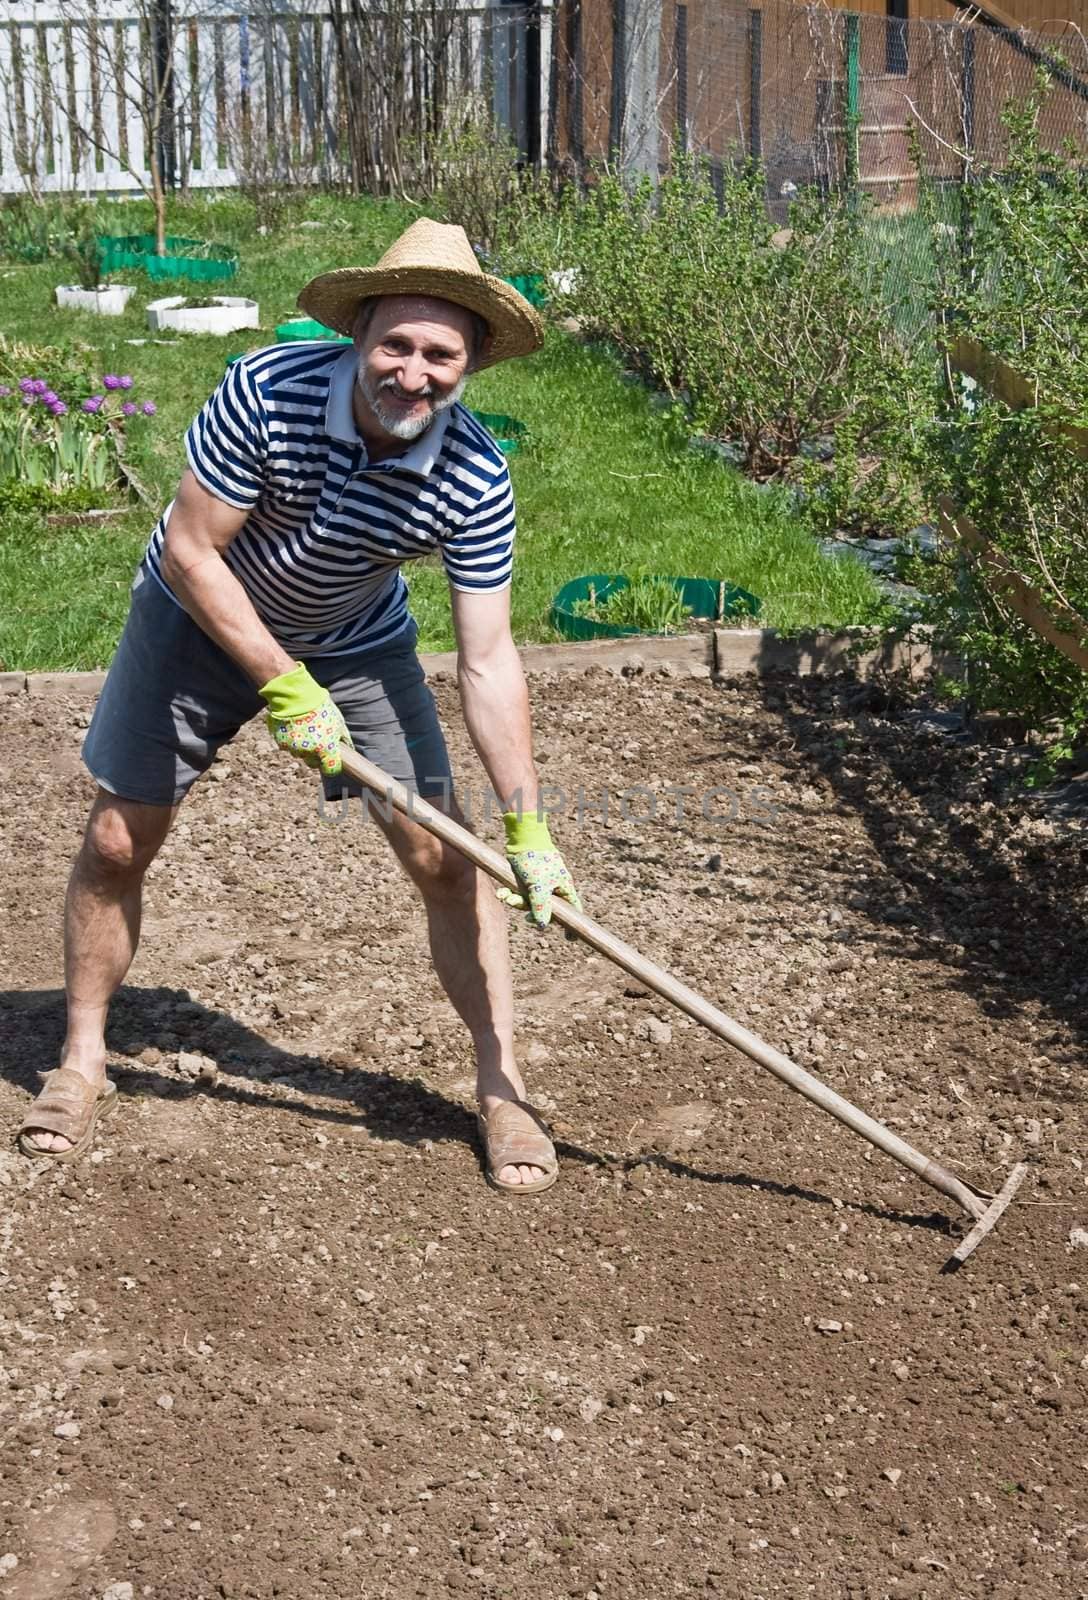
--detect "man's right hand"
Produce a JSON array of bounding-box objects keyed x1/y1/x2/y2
[{"x1": 258, "y1": 663, "x2": 353, "y2": 777}]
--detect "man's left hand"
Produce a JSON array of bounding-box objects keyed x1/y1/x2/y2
[{"x1": 497, "y1": 812, "x2": 583, "y2": 928}]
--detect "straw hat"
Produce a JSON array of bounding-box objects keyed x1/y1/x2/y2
[{"x1": 297, "y1": 218, "x2": 545, "y2": 369}]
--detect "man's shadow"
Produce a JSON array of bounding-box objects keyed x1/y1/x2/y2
[
  {"x1": 0, "y1": 982, "x2": 477, "y2": 1148},
  {"x1": 0, "y1": 984, "x2": 952, "y2": 1234}
]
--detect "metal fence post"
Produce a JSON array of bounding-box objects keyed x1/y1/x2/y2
[
  {"x1": 526, "y1": 0, "x2": 542, "y2": 166},
  {"x1": 565, "y1": 0, "x2": 585, "y2": 170},
  {"x1": 748, "y1": 6, "x2": 762, "y2": 164},
  {"x1": 609, "y1": 0, "x2": 626, "y2": 164},
  {"x1": 957, "y1": 26, "x2": 977, "y2": 305},
  {"x1": 844, "y1": 11, "x2": 860, "y2": 205},
  {"x1": 675, "y1": 2, "x2": 688, "y2": 155}
]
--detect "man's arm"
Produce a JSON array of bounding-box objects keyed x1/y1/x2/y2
[
  {"x1": 450, "y1": 585, "x2": 540, "y2": 815},
  {"x1": 160, "y1": 467, "x2": 295, "y2": 687},
  {"x1": 452, "y1": 584, "x2": 583, "y2": 925}
]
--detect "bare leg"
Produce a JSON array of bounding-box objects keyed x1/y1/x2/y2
[
  {"x1": 23, "y1": 788, "x2": 176, "y2": 1152},
  {"x1": 377, "y1": 800, "x2": 546, "y2": 1188}
]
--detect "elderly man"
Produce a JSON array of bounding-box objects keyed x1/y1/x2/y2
[{"x1": 17, "y1": 218, "x2": 581, "y2": 1194}]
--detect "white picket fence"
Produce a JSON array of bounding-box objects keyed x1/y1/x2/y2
[{"x1": 0, "y1": 0, "x2": 545, "y2": 195}]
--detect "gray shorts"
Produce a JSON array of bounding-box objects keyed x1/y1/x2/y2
[{"x1": 83, "y1": 567, "x2": 453, "y2": 808}]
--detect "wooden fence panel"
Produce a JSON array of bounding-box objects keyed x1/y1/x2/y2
[{"x1": 0, "y1": 0, "x2": 534, "y2": 196}]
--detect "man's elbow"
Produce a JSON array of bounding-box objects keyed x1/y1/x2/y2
[
  {"x1": 159, "y1": 532, "x2": 187, "y2": 590},
  {"x1": 457, "y1": 643, "x2": 523, "y2": 690},
  {"x1": 160, "y1": 524, "x2": 207, "y2": 591}
]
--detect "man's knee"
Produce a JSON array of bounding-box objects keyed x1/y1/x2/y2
[
  {"x1": 400, "y1": 831, "x2": 478, "y2": 903},
  {"x1": 81, "y1": 792, "x2": 174, "y2": 879}
]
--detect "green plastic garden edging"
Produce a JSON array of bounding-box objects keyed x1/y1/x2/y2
[
  {"x1": 551, "y1": 574, "x2": 762, "y2": 642},
  {"x1": 275, "y1": 318, "x2": 352, "y2": 344},
  {"x1": 502, "y1": 273, "x2": 548, "y2": 308},
  {"x1": 470, "y1": 411, "x2": 528, "y2": 456},
  {"x1": 97, "y1": 234, "x2": 238, "y2": 282}
]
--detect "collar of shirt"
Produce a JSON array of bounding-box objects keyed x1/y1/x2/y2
[{"x1": 325, "y1": 347, "x2": 451, "y2": 476}]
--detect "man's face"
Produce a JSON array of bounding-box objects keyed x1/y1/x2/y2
[{"x1": 354, "y1": 296, "x2": 474, "y2": 443}]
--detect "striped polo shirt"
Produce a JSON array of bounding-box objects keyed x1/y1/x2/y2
[{"x1": 143, "y1": 341, "x2": 516, "y2": 658}]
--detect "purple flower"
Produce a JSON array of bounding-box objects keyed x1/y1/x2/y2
[
  {"x1": 118, "y1": 375, "x2": 133, "y2": 390},
  {"x1": 141, "y1": 400, "x2": 157, "y2": 416},
  {"x1": 121, "y1": 401, "x2": 137, "y2": 416},
  {"x1": 29, "y1": 379, "x2": 47, "y2": 396},
  {"x1": 18, "y1": 377, "x2": 35, "y2": 393},
  {"x1": 50, "y1": 401, "x2": 68, "y2": 416},
  {"x1": 103, "y1": 374, "x2": 121, "y2": 390},
  {"x1": 82, "y1": 395, "x2": 104, "y2": 413},
  {"x1": 0, "y1": 385, "x2": 11, "y2": 398},
  {"x1": 41, "y1": 389, "x2": 58, "y2": 406}
]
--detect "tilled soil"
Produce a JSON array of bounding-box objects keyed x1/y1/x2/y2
[{"x1": 1, "y1": 665, "x2": 1086, "y2": 1600}]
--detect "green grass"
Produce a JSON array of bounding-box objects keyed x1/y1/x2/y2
[{"x1": 0, "y1": 191, "x2": 885, "y2": 670}]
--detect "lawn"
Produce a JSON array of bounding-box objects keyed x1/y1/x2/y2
[{"x1": 0, "y1": 191, "x2": 886, "y2": 670}]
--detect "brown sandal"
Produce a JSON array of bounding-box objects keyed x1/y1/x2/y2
[
  {"x1": 16, "y1": 1069, "x2": 118, "y2": 1162},
  {"x1": 477, "y1": 1100, "x2": 559, "y2": 1196}
]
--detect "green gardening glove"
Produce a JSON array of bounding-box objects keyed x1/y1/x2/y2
[
  {"x1": 497, "y1": 811, "x2": 583, "y2": 928},
  {"x1": 258, "y1": 662, "x2": 353, "y2": 778}
]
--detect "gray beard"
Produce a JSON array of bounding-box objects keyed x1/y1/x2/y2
[{"x1": 359, "y1": 371, "x2": 468, "y2": 441}]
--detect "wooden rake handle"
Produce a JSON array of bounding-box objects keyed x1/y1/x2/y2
[{"x1": 337, "y1": 746, "x2": 993, "y2": 1227}]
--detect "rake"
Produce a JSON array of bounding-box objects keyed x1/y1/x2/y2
[{"x1": 338, "y1": 747, "x2": 1028, "y2": 1267}]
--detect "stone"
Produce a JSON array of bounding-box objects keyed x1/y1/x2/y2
[
  {"x1": 103, "y1": 1584, "x2": 135, "y2": 1600},
  {"x1": 176, "y1": 1050, "x2": 217, "y2": 1084},
  {"x1": 645, "y1": 1017, "x2": 673, "y2": 1047}
]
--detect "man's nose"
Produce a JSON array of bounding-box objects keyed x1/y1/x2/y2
[{"x1": 396, "y1": 352, "x2": 431, "y2": 393}]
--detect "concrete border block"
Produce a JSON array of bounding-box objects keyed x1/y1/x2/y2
[
  {"x1": 14, "y1": 626, "x2": 958, "y2": 694},
  {"x1": 420, "y1": 632, "x2": 713, "y2": 679},
  {"x1": 26, "y1": 670, "x2": 107, "y2": 697},
  {"x1": 714, "y1": 627, "x2": 959, "y2": 680}
]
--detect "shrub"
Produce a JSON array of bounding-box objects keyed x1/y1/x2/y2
[
  {"x1": 913, "y1": 73, "x2": 1088, "y2": 762},
  {"x1": 536, "y1": 155, "x2": 928, "y2": 532},
  {"x1": 415, "y1": 95, "x2": 522, "y2": 259}
]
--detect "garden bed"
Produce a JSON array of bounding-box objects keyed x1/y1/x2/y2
[{"x1": 0, "y1": 669, "x2": 1083, "y2": 1596}]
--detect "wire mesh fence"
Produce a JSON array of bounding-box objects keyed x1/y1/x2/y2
[
  {"x1": 548, "y1": 0, "x2": 1088, "y2": 333},
  {"x1": 551, "y1": 0, "x2": 1088, "y2": 186}
]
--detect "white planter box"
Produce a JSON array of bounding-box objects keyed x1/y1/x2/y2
[
  {"x1": 548, "y1": 267, "x2": 578, "y2": 296},
  {"x1": 56, "y1": 283, "x2": 135, "y2": 316},
  {"x1": 146, "y1": 296, "x2": 259, "y2": 335}
]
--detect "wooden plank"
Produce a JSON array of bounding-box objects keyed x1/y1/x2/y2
[
  {"x1": 319, "y1": 14, "x2": 338, "y2": 176},
  {"x1": 938, "y1": 497, "x2": 1088, "y2": 673},
  {"x1": 69, "y1": 16, "x2": 95, "y2": 191},
  {"x1": 97, "y1": 20, "x2": 125, "y2": 186},
  {"x1": 192, "y1": 18, "x2": 218, "y2": 175},
  {"x1": 0, "y1": 26, "x2": 17, "y2": 188},
  {"x1": 118, "y1": 16, "x2": 146, "y2": 182},
  {"x1": 949, "y1": 335, "x2": 1088, "y2": 462},
  {"x1": 171, "y1": 15, "x2": 193, "y2": 184},
  {"x1": 43, "y1": 20, "x2": 71, "y2": 184}
]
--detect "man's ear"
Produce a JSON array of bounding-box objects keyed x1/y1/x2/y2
[{"x1": 473, "y1": 332, "x2": 495, "y2": 372}]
